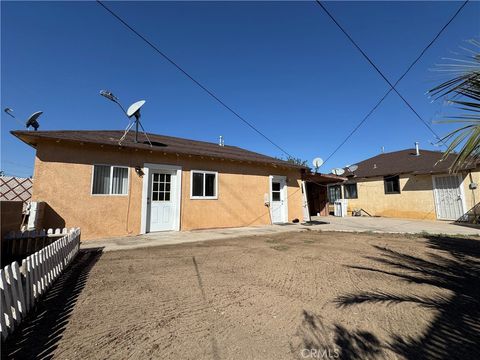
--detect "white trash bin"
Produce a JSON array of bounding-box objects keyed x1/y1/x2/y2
[{"x1": 334, "y1": 200, "x2": 343, "y2": 217}]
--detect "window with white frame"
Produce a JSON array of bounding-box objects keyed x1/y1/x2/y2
[
  {"x1": 191, "y1": 170, "x2": 217, "y2": 199},
  {"x1": 92, "y1": 165, "x2": 129, "y2": 195},
  {"x1": 344, "y1": 183, "x2": 358, "y2": 199}
]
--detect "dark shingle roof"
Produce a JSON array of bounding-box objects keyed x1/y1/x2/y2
[
  {"x1": 344, "y1": 148, "x2": 478, "y2": 178},
  {"x1": 11, "y1": 130, "x2": 306, "y2": 169}
]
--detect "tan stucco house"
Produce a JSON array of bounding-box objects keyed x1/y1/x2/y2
[
  {"x1": 325, "y1": 146, "x2": 480, "y2": 221},
  {"x1": 12, "y1": 130, "x2": 310, "y2": 240}
]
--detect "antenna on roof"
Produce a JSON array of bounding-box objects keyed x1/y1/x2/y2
[
  {"x1": 4, "y1": 107, "x2": 39, "y2": 128},
  {"x1": 4, "y1": 108, "x2": 15, "y2": 118},
  {"x1": 347, "y1": 164, "x2": 358, "y2": 173},
  {"x1": 25, "y1": 111, "x2": 42, "y2": 131},
  {"x1": 312, "y1": 157, "x2": 324, "y2": 173},
  {"x1": 332, "y1": 168, "x2": 345, "y2": 176},
  {"x1": 99, "y1": 90, "x2": 152, "y2": 147}
]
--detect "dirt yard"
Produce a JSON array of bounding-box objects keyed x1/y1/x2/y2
[{"x1": 4, "y1": 231, "x2": 479, "y2": 359}]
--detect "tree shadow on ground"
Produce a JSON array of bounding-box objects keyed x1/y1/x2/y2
[
  {"x1": 291, "y1": 310, "x2": 384, "y2": 360},
  {"x1": 333, "y1": 235, "x2": 480, "y2": 360},
  {"x1": 2, "y1": 248, "x2": 103, "y2": 359}
]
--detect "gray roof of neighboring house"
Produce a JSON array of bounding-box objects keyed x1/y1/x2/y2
[
  {"x1": 11, "y1": 130, "x2": 306, "y2": 169},
  {"x1": 343, "y1": 148, "x2": 478, "y2": 178}
]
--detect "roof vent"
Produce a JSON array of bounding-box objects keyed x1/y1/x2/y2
[
  {"x1": 219, "y1": 135, "x2": 225, "y2": 147},
  {"x1": 144, "y1": 140, "x2": 167, "y2": 147},
  {"x1": 415, "y1": 142, "x2": 420, "y2": 156}
]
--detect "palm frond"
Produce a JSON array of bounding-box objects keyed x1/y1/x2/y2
[{"x1": 428, "y1": 39, "x2": 480, "y2": 172}]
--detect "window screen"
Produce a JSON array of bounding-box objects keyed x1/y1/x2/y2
[
  {"x1": 92, "y1": 165, "x2": 128, "y2": 195},
  {"x1": 192, "y1": 173, "x2": 204, "y2": 197},
  {"x1": 92, "y1": 165, "x2": 111, "y2": 194},
  {"x1": 191, "y1": 171, "x2": 217, "y2": 198},
  {"x1": 112, "y1": 167, "x2": 128, "y2": 195},
  {"x1": 328, "y1": 185, "x2": 342, "y2": 203},
  {"x1": 344, "y1": 183, "x2": 358, "y2": 199},
  {"x1": 384, "y1": 175, "x2": 400, "y2": 194},
  {"x1": 205, "y1": 173, "x2": 216, "y2": 197}
]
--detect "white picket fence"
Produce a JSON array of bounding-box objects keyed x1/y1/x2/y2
[{"x1": 0, "y1": 227, "x2": 81, "y2": 341}]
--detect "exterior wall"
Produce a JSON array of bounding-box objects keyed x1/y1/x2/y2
[
  {"x1": 462, "y1": 170, "x2": 480, "y2": 213},
  {"x1": 344, "y1": 170, "x2": 480, "y2": 220},
  {"x1": 31, "y1": 141, "x2": 303, "y2": 240}
]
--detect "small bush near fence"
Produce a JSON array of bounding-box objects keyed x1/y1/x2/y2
[{"x1": 0, "y1": 228, "x2": 81, "y2": 341}]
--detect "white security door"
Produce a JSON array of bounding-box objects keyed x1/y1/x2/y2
[
  {"x1": 270, "y1": 176, "x2": 287, "y2": 223},
  {"x1": 433, "y1": 175, "x2": 465, "y2": 220},
  {"x1": 149, "y1": 171, "x2": 176, "y2": 231}
]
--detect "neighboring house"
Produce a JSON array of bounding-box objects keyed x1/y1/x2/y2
[
  {"x1": 326, "y1": 146, "x2": 480, "y2": 221},
  {"x1": 0, "y1": 176, "x2": 32, "y2": 212},
  {"x1": 12, "y1": 130, "x2": 309, "y2": 240}
]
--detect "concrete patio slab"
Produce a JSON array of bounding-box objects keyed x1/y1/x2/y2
[
  {"x1": 81, "y1": 216, "x2": 480, "y2": 252},
  {"x1": 310, "y1": 216, "x2": 480, "y2": 236}
]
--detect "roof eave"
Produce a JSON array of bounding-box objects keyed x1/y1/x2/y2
[
  {"x1": 10, "y1": 130, "x2": 306, "y2": 170},
  {"x1": 11, "y1": 131, "x2": 39, "y2": 149}
]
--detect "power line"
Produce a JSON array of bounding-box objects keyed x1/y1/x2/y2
[
  {"x1": 316, "y1": 0, "x2": 468, "y2": 164},
  {"x1": 96, "y1": 0, "x2": 294, "y2": 158},
  {"x1": 315, "y1": 0, "x2": 445, "y2": 142}
]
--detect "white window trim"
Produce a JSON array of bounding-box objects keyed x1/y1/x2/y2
[
  {"x1": 190, "y1": 170, "x2": 218, "y2": 200},
  {"x1": 91, "y1": 164, "x2": 130, "y2": 196}
]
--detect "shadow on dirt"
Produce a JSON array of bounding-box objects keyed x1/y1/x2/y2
[
  {"x1": 291, "y1": 310, "x2": 383, "y2": 360},
  {"x1": 331, "y1": 235, "x2": 480, "y2": 359},
  {"x1": 2, "y1": 248, "x2": 103, "y2": 359}
]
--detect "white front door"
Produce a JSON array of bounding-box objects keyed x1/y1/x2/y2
[
  {"x1": 149, "y1": 171, "x2": 176, "y2": 231},
  {"x1": 433, "y1": 175, "x2": 465, "y2": 220},
  {"x1": 270, "y1": 176, "x2": 287, "y2": 223}
]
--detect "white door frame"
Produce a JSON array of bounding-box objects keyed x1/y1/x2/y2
[
  {"x1": 269, "y1": 175, "x2": 288, "y2": 223},
  {"x1": 432, "y1": 174, "x2": 466, "y2": 220},
  {"x1": 141, "y1": 163, "x2": 182, "y2": 233}
]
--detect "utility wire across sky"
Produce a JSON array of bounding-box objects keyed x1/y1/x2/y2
[
  {"x1": 315, "y1": 0, "x2": 469, "y2": 165},
  {"x1": 98, "y1": 0, "x2": 468, "y2": 170},
  {"x1": 96, "y1": 0, "x2": 294, "y2": 159}
]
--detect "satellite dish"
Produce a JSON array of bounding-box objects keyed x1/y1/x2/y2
[
  {"x1": 100, "y1": 90, "x2": 118, "y2": 102},
  {"x1": 127, "y1": 100, "x2": 146, "y2": 118},
  {"x1": 4, "y1": 108, "x2": 15, "y2": 118},
  {"x1": 348, "y1": 164, "x2": 358, "y2": 172},
  {"x1": 312, "y1": 157, "x2": 324, "y2": 169},
  {"x1": 332, "y1": 168, "x2": 345, "y2": 176},
  {"x1": 25, "y1": 111, "x2": 43, "y2": 131}
]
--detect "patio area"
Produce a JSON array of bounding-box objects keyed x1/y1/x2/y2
[{"x1": 81, "y1": 216, "x2": 480, "y2": 251}]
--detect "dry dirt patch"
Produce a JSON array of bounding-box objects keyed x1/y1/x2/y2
[{"x1": 4, "y1": 231, "x2": 479, "y2": 359}]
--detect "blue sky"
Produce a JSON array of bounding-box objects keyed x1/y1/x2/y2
[{"x1": 2, "y1": 1, "x2": 479, "y2": 177}]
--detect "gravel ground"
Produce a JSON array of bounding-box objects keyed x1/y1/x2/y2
[{"x1": 4, "y1": 231, "x2": 479, "y2": 359}]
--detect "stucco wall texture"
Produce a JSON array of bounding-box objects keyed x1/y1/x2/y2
[
  {"x1": 31, "y1": 141, "x2": 303, "y2": 240},
  {"x1": 346, "y1": 172, "x2": 480, "y2": 220}
]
